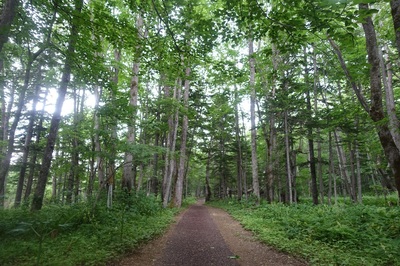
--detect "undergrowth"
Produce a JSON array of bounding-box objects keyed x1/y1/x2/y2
[
  {"x1": 0, "y1": 192, "x2": 196, "y2": 266},
  {"x1": 208, "y1": 199, "x2": 400, "y2": 266}
]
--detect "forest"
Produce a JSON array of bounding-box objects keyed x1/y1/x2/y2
[{"x1": 0, "y1": 0, "x2": 400, "y2": 265}]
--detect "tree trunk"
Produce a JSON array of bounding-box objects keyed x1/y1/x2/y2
[
  {"x1": 334, "y1": 129, "x2": 355, "y2": 201},
  {"x1": 390, "y1": 0, "x2": 400, "y2": 55},
  {"x1": 305, "y1": 48, "x2": 318, "y2": 205},
  {"x1": 378, "y1": 44, "x2": 400, "y2": 152},
  {"x1": 123, "y1": 14, "x2": 146, "y2": 191},
  {"x1": 31, "y1": 0, "x2": 83, "y2": 211},
  {"x1": 360, "y1": 3, "x2": 400, "y2": 201},
  {"x1": 266, "y1": 44, "x2": 279, "y2": 203},
  {"x1": 94, "y1": 82, "x2": 105, "y2": 186},
  {"x1": 123, "y1": 67, "x2": 138, "y2": 191},
  {"x1": 355, "y1": 140, "x2": 363, "y2": 204},
  {"x1": 234, "y1": 87, "x2": 243, "y2": 201},
  {"x1": 284, "y1": 108, "x2": 292, "y2": 204},
  {"x1": 174, "y1": 65, "x2": 190, "y2": 208},
  {"x1": 313, "y1": 47, "x2": 324, "y2": 204},
  {"x1": 328, "y1": 131, "x2": 336, "y2": 205},
  {"x1": 150, "y1": 131, "x2": 160, "y2": 195},
  {"x1": 24, "y1": 87, "x2": 49, "y2": 202},
  {"x1": 1, "y1": 55, "x2": 35, "y2": 207},
  {"x1": 66, "y1": 88, "x2": 80, "y2": 204},
  {"x1": 205, "y1": 144, "x2": 212, "y2": 202},
  {"x1": 14, "y1": 68, "x2": 42, "y2": 207},
  {"x1": 0, "y1": 0, "x2": 18, "y2": 54},
  {"x1": 162, "y1": 80, "x2": 181, "y2": 208},
  {"x1": 249, "y1": 38, "x2": 260, "y2": 203}
]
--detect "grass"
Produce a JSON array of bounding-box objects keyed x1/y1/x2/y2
[
  {"x1": 208, "y1": 198, "x2": 400, "y2": 266},
  {"x1": 0, "y1": 191, "x2": 196, "y2": 266}
]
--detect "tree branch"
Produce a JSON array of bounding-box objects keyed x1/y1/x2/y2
[{"x1": 328, "y1": 37, "x2": 370, "y2": 113}]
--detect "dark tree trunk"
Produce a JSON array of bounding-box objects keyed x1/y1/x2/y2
[
  {"x1": 1, "y1": 58, "x2": 33, "y2": 207},
  {"x1": 390, "y1": 0, "x2": 400, "y2": 55},
  {"x1": 175, "y1": 66, "x2": 190, "y2": 208},
  {"x1": 150, "y1": 131, "x2": 160, "y2": 195},
  {"x1": 234, "y1": 88, "x2": 243, "y2": 201},
  {"x1": 24, "y1": 88, "x2": 49, "y2": 202},
  {"x1": 360, "y1": 3, "x2": 400, "y2": 202},
  {"x1": 205, "y1": 148, "x2": 212, "y2": 202},
  {"x1": 0, "y1": 0, "x2": 18, "y2": 53},
  {"x1": 305, "y1": 49, "x2": 319, "y2": 205},
  {"x1": 14, "y1": 69, "x2": 43, "y2": 207},
  {"x1": 31, "y1": 0, "x2": 83, "y2": 211}
]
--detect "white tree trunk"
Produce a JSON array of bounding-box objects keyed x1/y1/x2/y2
[
  {"x1": 123, "y1": 14, "x2": 145, "y2": 191},
  {"x1": 379, "y1": 44, "x2": 400, "y2": 152},
  {"x1": 334, "y1": 129, "x2": 355, "y2": 201}
]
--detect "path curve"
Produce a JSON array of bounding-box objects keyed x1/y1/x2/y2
[{"x1": 113, "y1": 200, "x2": 308, "y2": 266}]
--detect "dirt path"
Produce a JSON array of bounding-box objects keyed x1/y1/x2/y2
[{"x1": 113, "y1": 200, "x2": 308, "y2": 266}]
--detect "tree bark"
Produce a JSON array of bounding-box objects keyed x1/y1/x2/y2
[
  {"x1": 162, "y1": 80, "x2": 180, "y2": 208},
  {"x1": 360, "y1": 3, "x2": 400, "y2": 201},
  {"x1": 313, "y1": 47, "x2": 324, "y2": 204},
  {"x1": 334, "y1": 129, "x2": 356, "y2": 202},
  {"x1": 175, "y1": 65, "x2": 190, "y2": 208},
  {"x1": 390, "y1": 0, "x2": 400, "y2": 55},
  {"x1": 266, "y1": 44, "x2": 279, "y2": 203},
  {"x1": 284, "y1": 107, "x2": 292, "y2": 204},
  {"x1": 14, "y1": 68, "x2": 42, "y2": 207},
  {"x1": 24, "y1": 87, "x2": 49, "y2": 202},
  {"x1": 305, "y1": 48, "x2": 319, "y2": 205},
  {"x1": 378, "y1": 44, "x2": 400, "y2": 152},
  {"x1": 66, "y1": 90, "x2": 77, "y2": 203},
  {"x1": 249, "y1": 38, "x2": 260, "y2": 203},
  {"x1": 0, "y1": 0, "x2": 18, "y2": 54},
  {"x1": 205, "y1": 144, "x2": 212, "y2": 202},
  {"x1": 1, "y1": 50, "x2": 42, "y2": 207},
  {"x1": 123, "y1": 14, "x2": 147, "y2": 192},
  {"x1": 328, "y1": 131, "x2": 337, "y2": 205},
  {"x1": 234, "y1": 87, "x2": 243, "y2": 201},
  {"x1": 31, "y1": 0, "x2": 83, "y2": 211},
  {"x1": 0, "y1": 59, "x2": 9, "y2": 206},
  {"x1": 355, "y1": 140, "x2": 363, "y2": 204},
  {"x1": 150, "y1": 130, "x2": 160, "y2": 195}
]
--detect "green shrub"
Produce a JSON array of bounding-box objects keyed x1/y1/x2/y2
[
  {"x1": 209, "y1": 200, "x2": 400, "y2": 265},
  {"x1": 0, "y1": 192, "x2": 180, "y2": 266}
]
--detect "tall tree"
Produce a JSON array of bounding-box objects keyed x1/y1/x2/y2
[
  {"x1": 174, "y1": 63, "x2": 190, "y2": 207},
  {"x1": 249, "y1": 38, "x2": 260, "y2": 203},
  {"x1": 359, "y1": 3, "x2": 400, "y2": 200},
  {"x1": 14, "y1": 68, "x2": 42, "y2": 207},
  {"x1": 122, "y1": 13, "x2": 145, "y2": 192},
  {"x1": 162, "y1": 79, "x2": 181, "y2": 208},
  {"x1": 31, "y1": 0, "x2": 83, "y2": 211},
  {"x1": 304, "y1": 48, "x2": 319, "y2": 205}
]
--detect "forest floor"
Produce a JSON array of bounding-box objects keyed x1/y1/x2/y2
[{"x1": 110, "y1": 199, "x2": 308, "y2": 266}]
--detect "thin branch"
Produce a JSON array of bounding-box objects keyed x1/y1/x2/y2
[
  {"x1": 151, "y1": 0, "x2": 183, "y2": 55},
  {"x1": 328, "y1": 37, "x2": 370, "y2": 113}
]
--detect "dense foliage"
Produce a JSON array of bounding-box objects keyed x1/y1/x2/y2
[
  {"x1": 0, "y1": 192, "x2": 195, "y2": 265},
  {"x1": 209, "y1": 198, "x2": 400, "y2": 265}
]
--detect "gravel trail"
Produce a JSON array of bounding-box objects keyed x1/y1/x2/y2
[{"x1": 113, "y1": 200, "x2": 308, "y2": 266}]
